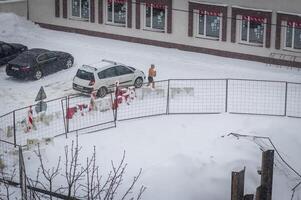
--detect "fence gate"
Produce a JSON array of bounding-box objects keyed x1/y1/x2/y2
[{"x1": 63, "y1": 94, "x2": 116, "y2": 134}]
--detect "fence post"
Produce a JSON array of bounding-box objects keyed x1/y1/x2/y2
[
  {"x1": 261, "y1": 150, "x2": 274, "y2": 200},
  {"x1": 231, "y1": 167, "x2": 245, "y2": 200},
  {"x1": 225, "y1": 79, "x2": 229, "y2": 113},
  {"x1": 19, "y1": 146, "x2": 27, "y2": 200},
  {"x1": 111, "y1": 92, "x2": 117, "y2": 126},
  {"x1": 66, "y1": 96, "x2": 69, "y2": 138},
  {"x1": 243, "y1": 194, "x2": 254, "y2": 200},
  {"x1": 166, "y1": 79, "x2": 170, "y2": 115},
  {"x1": 284, "y1": 82, "x2": 288, "y2": 116},
  {"x1": 13, "y1": 111, "x2": 16, "y2": 147}
]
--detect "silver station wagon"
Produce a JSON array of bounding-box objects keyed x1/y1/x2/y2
[{"x1": 73, "y1": 60, "x2": 145, "y2": 97}]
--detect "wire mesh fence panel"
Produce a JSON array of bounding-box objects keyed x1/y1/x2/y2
[
  {"x1": 65, "y1": 94, "x2": 115, "y2": 133},
  {"x1": 228, "y1": 79, "x2": 286, "y2": 116},
  {"x1": 0, "y1": 112, "x2": 14, "y2": 144},
  {"x1": 116, "y1": 81, "x2": 168, "y2": 120},
  {"x1": 14, "y1": 98, "x2": 66, "y2": 146},
  {"x1": 0, "y1": 140, "x2": 20, "y2": 184},
  {"x1": 286, "y1": 83, "x2": 301, "y2": 118},
  {"x1": 169, "y1": 79, "x2": 226, "y2": 114}
]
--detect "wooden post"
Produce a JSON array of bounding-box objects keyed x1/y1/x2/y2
[
  {"x1": 261, "y1": 150, "x2": 274, "y2": 200},
  {"x1": 231, "y1": 168, "x2": 245, "y2": 200},
  {"x1": 243, "y1": 194, "x2": 254, "y2": 200},
  {"x1": 256, "y1": 185, "x2": 267, "y2": 200}
]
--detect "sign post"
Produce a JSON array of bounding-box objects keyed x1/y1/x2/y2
[{"x1": 35, "y1": 86, "x2": 47, "y2": 113}]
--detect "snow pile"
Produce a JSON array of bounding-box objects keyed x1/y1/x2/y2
[{"x1": 0, "y1": 13, "x2": 40, "y2": 38}]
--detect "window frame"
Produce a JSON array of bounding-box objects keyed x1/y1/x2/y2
[
  {"x1": 105, "y1": 0, "x2": 128, "y2": 26},
  {"x1": 239, "y1": 15, "x2": 266, "y2": 47},
  {"x1": 284, "y1": 21, "x2": 301, "y2": 52},
  {"x1": 143, "y1": 3, "x2": 168, "y2": 32},
  {"x1": 194, "y1": 10, "x2": 223, "y2": 41},
  {"x1": 70, "y1": 0, "x2": 91, "y2": 21}
]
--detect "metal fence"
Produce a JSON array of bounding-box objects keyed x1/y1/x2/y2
[
  {"x1": 1, "y1": 78, "x2": 301, "y2": 198},
  {"x1": 0, "y1": 79, "x2": 301, "y2": 148}
]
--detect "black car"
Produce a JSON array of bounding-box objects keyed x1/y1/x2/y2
[
  {"x1": 6, "y1": 48, "x2": 74, "y2": 80},
  {"x1": 0, "y1": 41, "x2": 27, "y2": 65}
]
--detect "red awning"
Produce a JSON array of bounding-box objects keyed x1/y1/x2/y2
[
  {"x1": 108, "y1": 0, "x2": 127, "y2": 4},
  {"x1": 243, "y1": 16, "x2": 265, "y2": 23},
  {"x1": 199, "y1": 10, "x2": 221, "y2": 17},
  {"x1": 146, "y1": 3, "x2": 166, "y2": 9},
  {"x1": 287, "y1": 21, "x2": 301, "y2": 28}
]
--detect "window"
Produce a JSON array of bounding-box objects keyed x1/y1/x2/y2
[
  {"x1": 145, "y1": 3, "x2": 166, "y2": 31},
  {"x1": 37, "y1": 54, "x2": 48, "y2": 62},
  {"x1": 71, "y1": 0, "x2": 90, "y2": 20},
  {"x1": 103, "y1": 67, "x2": 117, "y2": 78},
  {"x1": 285, "y1": 21, "x2": 301, "y2": 50},
  {"x1": 107, "y1": 0, "x2": 127, "y2": 25},
  {"x1": 196, "y1": 10, "x2": 222, "y2": 39},
  {"x1": 76, "y1": 69, "x2": 95, "y2": 80},
  {"x1": 240, "y1": 16, "x2": 265, "y2": 45},
  {"x1": 115, "y1": 65, "x2": 133, "y2": 75},
  {"x1": 46, "y1": 52, "x2": 57, "y2": 59}
]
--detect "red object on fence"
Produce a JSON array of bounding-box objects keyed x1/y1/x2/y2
[
  {"x1": 66, "y1": 107, "x2": 77, "y2": 119},
  {"x1": 27, "y1": 106, "x2": 33, "y2": 131}
]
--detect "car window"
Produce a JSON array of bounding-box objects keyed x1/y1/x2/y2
[
  {"x1": 98, "y1": 71, "x2": 105, "y2": 79},
  {"x1": 2, "y1": 44, "x2": 13, "y2": 56},
  {"x1": 115, "y1": 65, "x2": 133, "y2": 75},
  {"x1": 103, "y1": 67, "x2": 118, "y2": 78},
  {"x1": 37, "y1": 54, "x2": 48, "y2": 62},
  {"x1": 76, "y1": 69, "x2": 95, "y2": 80},
  {"x1": 46, "y1": 52, "x2": 57, "y2": 59}
]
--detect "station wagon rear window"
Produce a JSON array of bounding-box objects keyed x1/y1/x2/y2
[{"x1": 76, "y1": 69, "x2": 95, "y2": 80}]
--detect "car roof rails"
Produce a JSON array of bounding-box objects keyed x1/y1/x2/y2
[{"x1": 101, "y1": 59, "x2": 118, "y2": 65}]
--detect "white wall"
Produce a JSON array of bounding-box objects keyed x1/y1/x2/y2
[
  {"x1": 0, "y1": 0, "x2": 27, "y2": 17},
  {"x1": 28, "y1": 0, "x2": 301, "y2": 58}
]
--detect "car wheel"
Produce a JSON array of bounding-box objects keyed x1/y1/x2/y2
[
  {"x1": 33, "y1": 70, "x2": 43, "y2": 80},
  {"x1": 97, "y1": 87, "x2": 107, "y2": 98},
  {"x1": 65, "y1": 58, "x2": 73, "y2": 69},
  {"x1": 134, "y1": 77, "x2": 143, "y2": 88}
]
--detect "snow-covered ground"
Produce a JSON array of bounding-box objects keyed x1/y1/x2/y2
[{"x1": 1, "y1": 13, "x2": 301, "y2": 200}]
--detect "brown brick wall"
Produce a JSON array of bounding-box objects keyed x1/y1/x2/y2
[
  {"x1": 90, "y1": 0, "x2": 95, "y2": 22},
  {"x1": 231, "y1": 8, "x2": 272, "y2": 48},
  {"x1": 55, "y1": 0, "x2": 60, "y2": 18},
  {"x1": 188, "y1": 2, "x2": 227, "y2": 41},
  {"x1": 98, "y1": 0, "x2": 103, "y2": 24},
  {"x1": 62, "y1": 0, "x2": 67, "y2": 19}
]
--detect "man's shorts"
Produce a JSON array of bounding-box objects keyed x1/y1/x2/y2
[{"x1": 148, "y1": 76, "x2": 154, "y2": 83}]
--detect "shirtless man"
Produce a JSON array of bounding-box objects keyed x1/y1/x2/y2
[{"x1": 147, "y1": 64, "x2": 156, "y2": 89}]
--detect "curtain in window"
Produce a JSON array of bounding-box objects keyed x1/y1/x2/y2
[
  {"x1": 72, "y1": 0, "x2": 81, "y2": 17},
  {"x1": 81, "y1": 0, "x2": 90, "y2": 19},
  {"x1": 206, "y1": 15, "x2": 220, "y2": 38}
]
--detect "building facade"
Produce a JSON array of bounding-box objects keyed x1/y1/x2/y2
[
  {"x1": 0, "y1": 0, "x2": 28, "y2": 17},
  {"x1": 27, "y1": 0, "x2": 301, "y2": 66}
]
